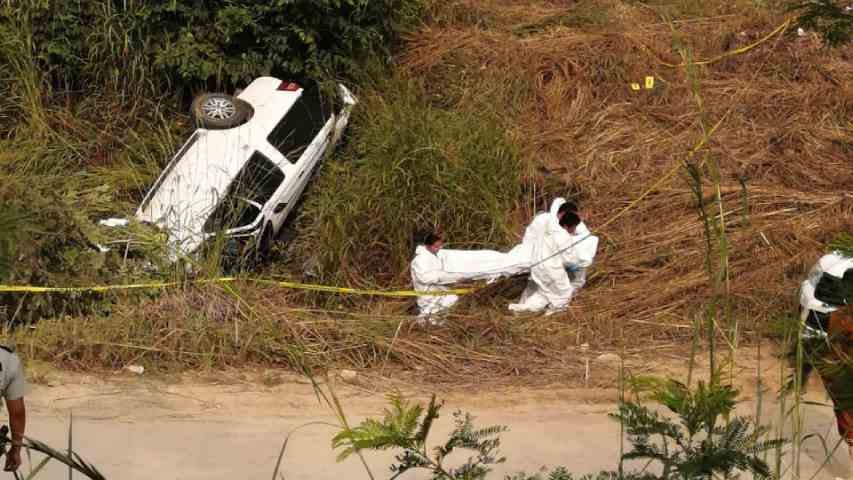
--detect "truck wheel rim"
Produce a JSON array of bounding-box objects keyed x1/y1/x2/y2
[{"x1": 201, "y1": 97, "x2": 236, "y2": 119}]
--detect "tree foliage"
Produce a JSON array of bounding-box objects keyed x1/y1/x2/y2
[
  {"x1": 0, "y1": 207, "x2": 25, "y2": 281},
  {"x1": 0, "y1": 0, "x2": 424, "y2": 95},
  {"x1": 332, "y1": 380, "x2": 789, "y2": 480}
]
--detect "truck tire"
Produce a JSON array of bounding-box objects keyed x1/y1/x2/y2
[{"x1": 191, "y1": 93, "x2": 253, "y2": 129}]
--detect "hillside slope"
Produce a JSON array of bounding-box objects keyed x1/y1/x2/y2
[{"x1": 392, "y1": 0, "x2": 852, "y2": 328}]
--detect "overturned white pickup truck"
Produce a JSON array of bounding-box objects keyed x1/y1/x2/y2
[{"x1": 134, "y1": 77, "x2": 356, "y2": 262}]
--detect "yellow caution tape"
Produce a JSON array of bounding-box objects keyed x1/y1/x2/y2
[
  {"x1": 250, "y1": 279, "x2": 472, "y2": 297},
  {"x1": 0, "y1": 281, "x2": 182, "y2": 293},
  {"x1": 638, "y1": 19, "x2": 791, "y2": 68},
  {"x1": 0, "y1": 277, "x2": 472, "y2": 297}
]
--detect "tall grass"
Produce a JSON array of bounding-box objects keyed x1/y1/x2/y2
[
  {"x1": 673, "y1": 17, "x2": 850, "y2": 480},
  {"x1": 0, "y1": 16, "x2": 180, "y2": 321},
  {"x1": 292, "y1": 77, "x2": 524, "y2": 287}
]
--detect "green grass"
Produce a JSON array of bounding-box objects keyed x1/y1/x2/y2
[{"x1": 291, "y1": 77, "x2": 524, "y2": 287}]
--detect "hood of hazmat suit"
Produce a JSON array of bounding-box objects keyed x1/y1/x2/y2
[
  {"x1": 801, "y1": 252, "x2": 853, "y2": 313},
  {"x1": 799, "y1": 251, "x2": 853, "y2": 339}
]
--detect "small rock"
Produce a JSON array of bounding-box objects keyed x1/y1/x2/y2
[
  {"x1": 594, "y1": 353, "x2": 621, "y2": 364},
  {"x1": 339, "y1": 369, "x2": 358, "y2": 382},
  {"x1": 124, "y1": 365, "x2": 145, "y2": 375}
]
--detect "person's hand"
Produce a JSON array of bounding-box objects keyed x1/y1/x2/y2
[{"x1": 4, "y1": 445, "x2": 21, "y2": 471}]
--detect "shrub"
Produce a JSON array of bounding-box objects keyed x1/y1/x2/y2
[{"x1": 0, "y1": 0, "x2": 425, "y2": 97}]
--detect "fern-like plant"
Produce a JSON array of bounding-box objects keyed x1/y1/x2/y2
[
  {"x1": 332, "y1": 394, "x2": 507, "y2": 480},
  {"x1": 613, "y1": 375, "x2": 787, "y2": 480},
  {"x1": 507, "y1": 468, "x2": 633, "y2": 480}
]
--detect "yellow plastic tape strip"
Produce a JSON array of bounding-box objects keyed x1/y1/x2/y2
[
  {"x1": 630, "y1": 83, "x2": 641, "y2": 91},
  {"x1": 0, "y1": 281, "x2": 182, "y2": 293},
  {"x1": 250, "y1": 279, "x2": 471, "y2": 297},
  {"x1": 638, "y1": 19, "x2": 791, "y2": 69},
  {"x1": 645, "y1": 76, "x2": 655, "y2": 89},
  {"x1": 0, "y1": 278, "x2": 472, "y2": 297}
]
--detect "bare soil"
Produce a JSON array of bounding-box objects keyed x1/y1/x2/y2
[{"x1": 18, "y1": 344, "x2": 852, "y2": 479}]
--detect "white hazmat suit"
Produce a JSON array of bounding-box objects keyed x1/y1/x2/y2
[
  {"x1": 508, "y1": 198, "x2": 599, "y2": 314},
  {"x1": 410, "y1": 245, "x2": 466, "y2": 320},
  {"x1": 564, "y1": 219, "x2": 597, "y2": 289},
  {"x1": 411, "y1": 198, "x2": 599, "y2": 317},
  {"x1": 799, "y1": 252, "x2": 853, "y2": 338}
]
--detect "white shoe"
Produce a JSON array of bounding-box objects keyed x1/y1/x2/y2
[{"x1": 508, "y1": 303, "x2": 527, "y2": 312}]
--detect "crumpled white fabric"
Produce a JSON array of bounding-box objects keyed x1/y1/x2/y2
[
  {"x1": 98, "y1": 217, "x2": 130, "y2": 228},
  {"x1": 438, "y1": 248, "x2": 523, "y2": 283}
]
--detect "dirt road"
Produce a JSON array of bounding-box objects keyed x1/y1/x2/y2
[{"x1": 17, "y1": 360, "x2": 852, "y2": 480}]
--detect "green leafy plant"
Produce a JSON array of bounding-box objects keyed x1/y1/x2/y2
[
  {"x1": 333, "y1": 394, "x2": 507, "y2": 480},
  {"x1": 1, "y1": 0, "x2": 425, "y2": 95},
  {"x1": 507, "y1": 469, "x2": 625, "y2": 480},
  {"x1": 791, "y1": 0, "x2": 853, "y2": 47},
  {"x1": 613, "y1": 376, "x2": 786, "y2": 480}
]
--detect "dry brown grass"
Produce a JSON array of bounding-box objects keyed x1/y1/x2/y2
[
  {"x1": 12, "y1": 0, "x2": 853, "y2": 385},
  {"x1": 400, "y1": 0, "x2": 853, "y2": 334},
  {"x1": 14, "y1": 284, "x2": 600, "y2": 385}
]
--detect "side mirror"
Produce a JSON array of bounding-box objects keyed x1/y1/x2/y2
[{"x1": 274, "y1": 202, "x2": 288, "y2": 214}]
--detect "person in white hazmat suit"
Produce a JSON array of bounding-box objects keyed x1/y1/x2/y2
[
  {"x1": 410, "y1": 229, "x2": 467, "y2": 323},
  {"x1": 437, "y1": 198, "x2": 598, "y2": 302},
  {"x1": 799, "y1": 251, "x2": 853, "y2": 338},
  {"x1": 507, "y1": 198, "x2": 599, "y2": 314},
  {"x1": 796, "y1": 249, "x2": 853, "y2": 459},
  {"x1": 551, "y1": 200, "x2": 596, "y2": 290}
]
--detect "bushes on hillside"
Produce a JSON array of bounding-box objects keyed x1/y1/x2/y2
[{"x1": 0, "y1": 0, "x2": 424, "y2": 96}]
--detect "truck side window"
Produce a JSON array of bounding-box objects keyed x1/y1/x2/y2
[
  {"x1": 267, "y1": 85, "x2": 330, "y2": 163},
  {"x1": 204, "y1": 152, "x2": 284, "y2": 233}
]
